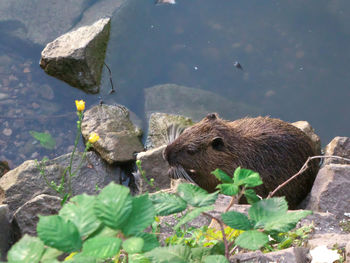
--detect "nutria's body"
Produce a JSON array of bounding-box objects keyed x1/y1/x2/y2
[{"x1": 164, "y1": 113, "x2": 319, "y2": 209}]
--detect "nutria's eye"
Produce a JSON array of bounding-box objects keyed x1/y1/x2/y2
[
  {"x1": 186, "y1": 146, "x2": 197, "y2": 155},
  {"x1": 211, "y1": 137, "x2": 224, "y2": 151},
  {"x1": 206, "y1": 113, "x2": 217, "y2": 120}
]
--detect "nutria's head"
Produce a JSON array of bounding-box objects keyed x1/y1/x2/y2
[{"x1": 163, "y1": 113, "x2": 239, "y2": 192}]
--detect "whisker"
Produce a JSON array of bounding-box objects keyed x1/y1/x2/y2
[{"x1": 166, "y1": 123, "x2": 186, "y2": 144}]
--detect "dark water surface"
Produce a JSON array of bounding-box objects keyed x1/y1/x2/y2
[{"x1": 1, "y1": 0, "x2": 349, "y2": 167}]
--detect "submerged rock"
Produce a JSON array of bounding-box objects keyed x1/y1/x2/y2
[
  {"x1": 0, "y1": 0, "x2": 91, "y2": 45},
  {"x1": 40, "y1": 18, "x2": 111, "y2": 93},
  {"x1": 81, "y1": 104, "x2": 144, "y2": 163},
  {"x1": 144, "y1": 83, "x2": 261, "y2": 121}
]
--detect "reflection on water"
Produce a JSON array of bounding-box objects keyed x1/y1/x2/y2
[{"x1": 1, "y1": 0, "x2": 350, "y2": 167}]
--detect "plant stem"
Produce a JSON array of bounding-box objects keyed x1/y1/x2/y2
[
  {"x1": 203, "y1": 212, "x2": 230, "y2": 259},
  {"x1": 67, "y1": 112, "x2": 83, "y2": 196},
  {"x1": 268, "y1": 155, "x2": 350, "y2": 198}
]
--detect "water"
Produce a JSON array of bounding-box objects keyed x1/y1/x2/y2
[{"x1": 0, "y1": 0, "x2": 349, "y2": 167}]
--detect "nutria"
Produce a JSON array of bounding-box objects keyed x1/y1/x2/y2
[{"x1": 163, "y1": 113, "x2": 319, "y2": 209}]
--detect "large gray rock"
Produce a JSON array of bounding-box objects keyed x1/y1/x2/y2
[
  {"x1": 0, "y1": 0, "x2": 91, "y2": 45},
  {"x1": 323, "y1": 137, "x2": 350, "y2": 166},
  {"x1": 145, "y1": 84, "x2": 260, "y2": 122},
  {"x1": 81, "y1": 104, "x2": 144, "y2": 163},
  {"x1": 292, "y1": 121, "x2": 321, "y2": 155},
  {"x1": 40, "y1": 18, "x2": 111, "y2": 93},
  {"x1": 0, "y1": 151, "x2": 120, "y2": 215},
  {"x1": 13, "y1": 194, "x2": 61, "y2": 236},
  {"x1": 0, "y1": 205, "x2": 11, "y2": 261},
  {"x1": 230, "y1": 247, "x2": 310, "y2": 263},
  {"x1": 306, "y1": 164, "x2": 350, "y2": 219},
  {"x1": 136, "y1": 145, "x2": 170, "y2": 193},
  {"x1": 146, "y1": 113, "x2": 193, "y2": 149}
]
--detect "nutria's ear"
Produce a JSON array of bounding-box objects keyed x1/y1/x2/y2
[
  {"x1": 206, "y1": 113, "x2": 218, "y2": 120},
  {"x1": 211, "y1": 137, "x2": 224, "y2": 151}
]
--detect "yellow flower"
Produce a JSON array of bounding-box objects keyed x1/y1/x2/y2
[
  {"x1": 75, "y1": 100, "x2": 85, "y2": 112},
  {"x1": 88, "y1": 132, "x2": 100, "y2": 143}
]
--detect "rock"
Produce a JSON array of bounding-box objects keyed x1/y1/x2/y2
[
  {"x1": 0, "y1": 161, "x2": 10, "y2": 178},
  {"x1": 308, "y1": 233, "x2": 350, "y2": 250},
  {"x1": 346, "y1": 241, "x2": 350, "y2": 263},
  {"x1": 292, "y1": 121, "x2": 321, "y2": 155},
  {"x1": 300, "y1": 211, "x2": 345, "y2": 235},
  {"x1": 13, "y1": 194, "x2": 61, "y2": 236},
  {"x1": 230, "y1": 247, "x2": 310, "y2": 263},
  {"x1": 323, "y1": 137, "x2": 350, "y2": 165},
  {"x1": 0, "y1": 205, "x2": 11, "y2": 261},
  {"x1": 0, "y1": 151, "x2": 121, "y2": 215},
  {"x1": 146, "y1": 113, "x2": 193, "y2": 149},
  {"x1": 306, "y1": 164, "x2": 350, "y2": 219},
  {"x1": 144, "y1": 84, "x2": 260, "y2": 122},
  {"x1": 81, "y1": 104, "x2": 144, "y2": 163},
  {"x1": 40, "y1": 18, "x2": 111, "y2": 93},
  {"x1": 136, "y1": 145, "x2": 170, "y2": 193},
  {"x1": 0, "y1": 0, "x2": 91, "y2": 45}
]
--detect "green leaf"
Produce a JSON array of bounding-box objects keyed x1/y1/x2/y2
[
  {"x1": 249, "y1": 197, "x2": 288, "y2": 227},
  {"x1": 37, "y1": 215, "x2": 82, "y2": 253},
  {"x1": 221, "y1": 211, "x2": 253, "y2": 230},
  {"x1": 40, "y1": 247, "x2": 62, "y2": 262},
  {"x1": 174, "y1": 206, "x2": 214, "y2": 229},
  {"x1": 216, "y1": 183, "x2": 239, "y2": 196},
  {"x1": 177, "y1": 183, "x2": 218, "y2": 207},
  {"x1": 64, "y1": 255, "x2": 97, "y2": 263},
  {"x1": 29, "y1": 131, "x2": 56, "y2": 150},
  {"x1": 244, "y1": 189, "x2": 260, "y2": 204},
  {"x1": 235, "y1": 230, "x2": 269, "y2": 250},
  {"x1": 210, "y1": 241, "x2": 225, "y2": 255},
  {"x1": 233, "y1": 167, "x2": 262, "y2": 187},
  {"x1": 135, "y1": 232, "x2": 159, "y2": 252},
  {"x1": 93, "y1": 183, "x2": 132, "y2": 230},
  {"x1": 59, "y1": 194, "x2": 101, "y2": 238},
  {"x1": 203, "y1": 255, "x2": 229, "y2": 263},
  {"x1": 121, "y1": 194, "x2": 156, "y2": 236},
  {"x1": 7, "y1": 235, "x2": 44, "y2": 263},
  {"x1": 129, "y1": 254, "x2": 152, "y2": 263},
  {"x1": 145, "y1": 245, "x2": 191, "y2": 263},
  {"x1": 211, "y1": 169, "x2": 233, "y2": 183},
  {"x1": 122, "y1": 237, "x2": 144, "y2": 254},
  {"x1": 81, "y1": 236, "x2": 122, "y2": 259},
  {"x1": 190, "y1": 247, "x2": 211, "y2": 261},
  {"x1": 149, "y1": 192, "x2": 187, "y2": 216},
  {"x1": 264, "y1": 210, "x2": 312, "y2": 233}
]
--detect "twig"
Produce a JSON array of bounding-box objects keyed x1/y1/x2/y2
[
  {"x1": 224, "y1": 186, "x2": 245, "y2": 212},
  {"x1": 268, "y1": 155, "x2": 350, "y2": 198},
  {"x1": 104, "y1": 62, "x2": 115, "y2": 94},
  {"x1": 203, "y1": 212, "x2": 230, "y2": 259}
]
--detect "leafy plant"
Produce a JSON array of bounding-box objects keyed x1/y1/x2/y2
[
  {"x1": 34, "y1": 100, "x2": 100, "y2": 205},
  {"x1": 6, "y1": 167, "x2": 312, "y2": 262}
]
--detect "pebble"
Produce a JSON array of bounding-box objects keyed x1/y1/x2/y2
[
  {"x1": 0, "y1": 93, "x2": 9, "y2": 100},
  {"x1": 3, "y1": 128, "x2": 12, "y2": 136},
  {"x1": 31, "y1": 152, "x2": 39, "y2": 159},
  {"x1": 32, "y1": 102, "x2": 40, "y2": 109}
]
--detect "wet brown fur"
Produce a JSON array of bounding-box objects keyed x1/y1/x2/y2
[{"x1": 164, "y1": 113, "x2": 319, "y2": 209}]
